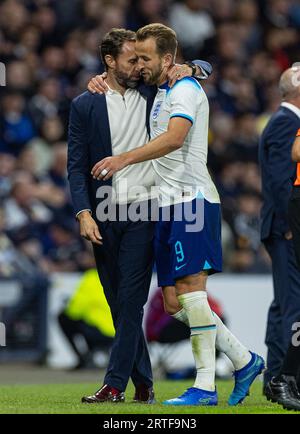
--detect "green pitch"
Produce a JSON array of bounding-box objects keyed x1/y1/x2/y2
[{"x1": 0, "y1": 380, "x2": 298, "y2": 414}]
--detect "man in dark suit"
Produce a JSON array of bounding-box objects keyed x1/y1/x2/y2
[
  {"x1": 265, "y1": 126, "x2": 300, "y2": 411},
  {"x1": 68, "y1": 28, "x2": 209, "y2": 404},
  {"x1": 290, "y1": 128, "x2": 300, "y2": 270},
  {"x1": 259, "y1": 66, "x2": 300, "y2": 390}
]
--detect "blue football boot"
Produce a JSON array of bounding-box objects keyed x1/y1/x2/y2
[
  {"x1": 163, "y1": 387, "x2": 218, "y2": 406},
  {"x1": 228, "y1": 351, "x2": 265, "y2": 406}
]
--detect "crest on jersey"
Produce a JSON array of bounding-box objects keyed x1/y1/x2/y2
[{"x1": 152, "y1": 101, "x2": 163, "y2": 120}]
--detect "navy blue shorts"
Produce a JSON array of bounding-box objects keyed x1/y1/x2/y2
[{"x1": 154, "y1": 198, "x2": 222, "y2": 287}]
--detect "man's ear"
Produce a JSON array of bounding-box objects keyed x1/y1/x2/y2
[
  {"x1": 162, "y1": 53, "x2": 173, "y2": 69},
  {"x1": 105, "y1": 55, "x2": 115, "y2": 69}
]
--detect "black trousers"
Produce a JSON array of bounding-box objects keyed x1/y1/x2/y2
[
  {"x1": 263, "y1": 234, "x2": 300, "y2": 384},
  {"x1": 289, "y1": 196, "x2": 300, "y2": 270},
  {"x1": 93, "y1": 216, "x2": 155, "y2": 391},
  {"x1": 278, "y1": 197, "x2": 300, "y2": 383}
]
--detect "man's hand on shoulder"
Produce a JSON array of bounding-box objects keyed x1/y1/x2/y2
[
  {"x1": 87, "y1": 72, "x2": 109, "y2": 94},
  {"x1": 78, "y1": 211, "x2": 103, "y2": 245},
  {"x1": 168, "y1": 64, "x2": 194, "y2": 88},
  {"x1": 168, "y1": 62, "x2": 207, "y2": 88}
]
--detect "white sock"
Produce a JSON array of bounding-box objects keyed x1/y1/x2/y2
[
  {"x1": 213, "y1": 312, "x2": 251, "y2": 370},
  {"x1": 178, "y1": 291, "x2": 216, "y2": 392},
  {"x1": 172, "y1": 309, "x2": 251, "y2": 371}
]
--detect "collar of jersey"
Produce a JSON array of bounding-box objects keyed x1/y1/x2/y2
[{"x1": 158, "y1": 81, "x2": 170, "y2": 92}]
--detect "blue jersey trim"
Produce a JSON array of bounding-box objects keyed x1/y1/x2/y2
[{"x1": 170, "y1": 113, "x2": 194, "y2": 124}]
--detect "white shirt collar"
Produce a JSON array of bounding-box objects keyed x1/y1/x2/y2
[
  {"x1": 106, "y1": 84, "x2": 117, "y2": 96},
  {"x1": 281, "y1": 102, "x2": 300, "y2": 119},
  {"x1": 106, "y1": 84, "x2": 135, "y2": 96}
]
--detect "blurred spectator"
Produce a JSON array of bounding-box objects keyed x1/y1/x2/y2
[
  {"x1": 58, "y1": 269, "x2": 114, "y2": 370},
  {"x1": 3, "y1": 171, "x2": 52, "y2": 251},
  {"x1": 0, "y1": 153, "x2": 16, "y2": 200},
  {"x1": 28, "y1": 78, "x2": 63, "y2": 130},
  {"x1": 47, "y1": 142, "x2": 68, "y2": 188},
  {"x1": 80, "y1": 29, "x2": 103, "y2": 72},
  {"x1": 169, "y1": 0, "x2": 215, "y2": 58},
  {"x1": 0, "y1": 206, "x2": 49, "y2": 361},
  {"x1": 39, "y1": 116, "x2": 65, "y2": 143},
  {"x1": 211, "y1": 0, "x2": 235, "y2": 24},
  {"x1": 100, "y1": 3, "x2": 127, "y2": 35},
  {"x1": 127, "y1": 0, "x2": 167, "y2": 30},
  {"x1": 42, "y1": 219, "x2": 93, "y2": 272},
  {"x1": 228, "y1": 246, "x2": 271, "y2": 273},
  {"x1": 6, "y1": 61, "x2": 34, "y2": 94},
  {"x1": 234, "y1": 192, "x2": 262, "y2": 251},
  {"x1": 235, "y1": 0, "x2": 262, "y2": 54},
  {"x1": 0, "y1": 0, "x2": 29, "y2": 44},
  {"x1": 0, "y1": 92, "x2": 36, "y2": 156},
  {"x1": 81, "y1": 0, "x2": 104, "y2": 28},
  {"x1": 33, "y1": 5, "x2": 60, "y2": 48},
  {"x1": 216, "y1": 23, "x2": 246, "y2": 63},
  {"x1": 264, "y1": 0, "x2": 298, "y2": 29},
  {"x1": 231, "y1": 114, "x2": 260, "y2": 161},
  {"x1": 15, "y1": 25, "x2": 41, "y2": 58}
]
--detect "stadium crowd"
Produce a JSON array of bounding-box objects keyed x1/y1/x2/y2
[{"x1": 1, "y1": 0, "x2": 300, "y2": 276}]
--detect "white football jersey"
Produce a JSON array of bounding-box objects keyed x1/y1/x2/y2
[{"x1": 150, "y1": 77, "x2": 220, "y2": 207}]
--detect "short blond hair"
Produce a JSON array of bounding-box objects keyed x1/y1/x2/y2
[{"x1": 136, "y1": 23, "x2": 177, "y2": 60}]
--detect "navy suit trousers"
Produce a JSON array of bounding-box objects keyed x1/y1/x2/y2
[
  {"x1": 93, "y1": 216, "x2": 155, "y2": 391},
  {"x1": 263, "y1": 235, "x2": 300, "y2": 384}
]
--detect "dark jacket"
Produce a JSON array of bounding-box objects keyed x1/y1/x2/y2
[{"x1": 259, "y1": 105, "x2": 300, "y2": 240}]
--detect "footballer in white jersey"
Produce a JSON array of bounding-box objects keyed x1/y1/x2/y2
[
  {"x1": 148, "y1": 76, "x2": 222, "y2": 286},
  {"x1": 150, "y1": 77, "x2": 220, "y2": 208}
]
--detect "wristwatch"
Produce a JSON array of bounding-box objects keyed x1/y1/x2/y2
[{"x1": 184, "y1": 61, "x2": 197, "y2": 77}]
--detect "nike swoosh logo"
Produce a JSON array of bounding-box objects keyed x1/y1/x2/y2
[
  {"x1": 175, "y1": 263, "x2": 187, "y2": 271},
  {"x1": 239, "y1": 357, "x2": 264, "y2": 383}
]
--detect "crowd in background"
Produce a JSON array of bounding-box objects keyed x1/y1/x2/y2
[{"x1": 1, "y1": 0, "x2": 300, "y2": 276}]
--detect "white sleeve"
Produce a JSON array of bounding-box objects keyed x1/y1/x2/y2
[{"x1": 168, "y1": 78, "x2": 202, "y2": 125}]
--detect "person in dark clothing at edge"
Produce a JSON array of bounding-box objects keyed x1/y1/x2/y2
[{"x1": 260, "y1": 66, "x2": 300, "y2": 411}]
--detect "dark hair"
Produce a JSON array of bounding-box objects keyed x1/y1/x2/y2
[
  {"x1": 100, "y1": 28, "x2": 136, "y2": 69},
  {"x1": 136, "y1": 23, "x2": 177, "y2": 60}
]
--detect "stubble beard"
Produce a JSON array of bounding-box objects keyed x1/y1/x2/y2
[
  {"x1": 114, "y1": 69, "x2": 140, "y2": 89},
  {"x1": 143, "y1": 63, "x2": 164, "y2": 86}
]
